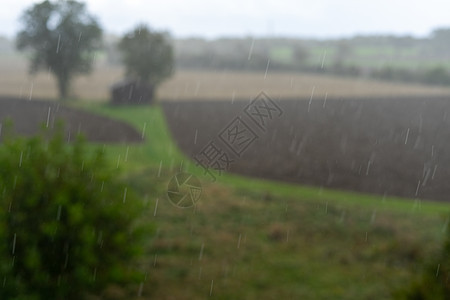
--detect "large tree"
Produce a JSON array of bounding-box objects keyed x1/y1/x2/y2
[
  {"x1": 16, "y1": 0, "x2": 102, "y2": 99},
  {"x1": 118, "y1": 24, "x2": 174, "y2": 90}
]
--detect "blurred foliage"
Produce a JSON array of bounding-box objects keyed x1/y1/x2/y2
[
  {"x1": 16, "y1": 0, "x2": 102, "y2": 99},
  {"x1": 396, "y1": 220, "x2": 450, "y2": 299},
  {"x1": 0, "y1": 125, "x2": 149, "y2": 299},
  {"x1": 118, "y1": 24, "x2": 174, "y2": 88}
]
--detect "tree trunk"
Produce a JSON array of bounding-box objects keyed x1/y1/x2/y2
[{"x1": 56, "y1": 75, "x2": 69, "y2": 100}]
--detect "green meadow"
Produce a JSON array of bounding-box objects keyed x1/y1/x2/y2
[{"x1": 68, "y1": 101, "x2": 450, "y2": 299}]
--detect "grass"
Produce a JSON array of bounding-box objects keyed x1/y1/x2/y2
[{"x1": 67, "y1": 100, "x2": 449, "y2": 299}]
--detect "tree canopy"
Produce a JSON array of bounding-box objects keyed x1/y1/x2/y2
[
  {"x1": 16, "y1": 0, "x2": 102, "y2": 99},
  {"x1": 119, "y1": 24, "x2": 174, "y2": 87}
]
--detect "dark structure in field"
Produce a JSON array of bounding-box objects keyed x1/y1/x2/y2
[
  {"x1": 163, "y1": 96, "x2": 450, "y2": 202},
  {"x1": 111, "y1": 80, "x2": 154, "y2": 105},
  {"x1": 0, "y1": 97, "x2": 142, "y2": 143}
]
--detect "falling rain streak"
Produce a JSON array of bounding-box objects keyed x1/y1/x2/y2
[
  {"x1": 141, "y1": 122, "x2": 147, "y2": 139},
  {"x1": 153, "y1": 198, "x2": 159, "y2": 216},
  {"x1": 56, "y1": 34, "x2": 61, "y2": 53},
  {"x1": 308, "y1": 86, "x2": 315, "y2": 112},
  {"x1": 264, "y1": 59, "x2": 270, "y2": 79},
  {"x1": 123, "y1": 187, "x2": 128, "y2": 203}
]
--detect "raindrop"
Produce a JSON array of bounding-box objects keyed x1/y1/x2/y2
[
  {"x1": 432, "y1": 165, "x2": 438, "y2": 179},
  {"x1": 237, "y1": 233, "x2": 241, "y2": 249},
  {"x1": 123, "y1": 187, "x2": 127, "y2": 203},
  {"x1": 56, "y1": 205, "x2": 62, "y2": 221},
  {"x1": 210, "y1": 280, "x2": 214, "y2": 296},
  {"x1": 264, "y1": 59, "x2": 270, "y2": 79},
  {"x1": 323, "y1": 92, "x2": 328, "y2": 108},
  {"x1": 157, "y1": 161, "x2": 162, "y2": 177},
  {"x1": 19, "y1": 151, "x2": 23, "y2": 167},
  {"x1": 153, "y1": 198, "x2": 159, "y2": 217},
  {"x1": 199, "y1": 243, "x2": 205, "y2": 261},
  {"x1": 366, "y1": 160, "x2": 371, "y2": 176},
  {"x1": 308, "y1": 86, "x2": 315, "y2": 112},
  {"x1": 247, "y1": 38, "x2": 255, "y2": 60},
  {"x1": 124, "y1": 146, "x2": 129, "y2": 162},
  {"x1": 320, "y1": 50, "x2": 327, "y2": 68},
  {"x1": 12, "y1": 233, "x2": 16, "y2": 255},
  {"x1": 29, "y1": 82, "x2": 33, "y2": 100},
  {"x1": 138, "y1": 282, "x2": 144, "y2": 297},
  {"x1": 370, "y1": 210, "x2": 377, "y2": 224},
  {"x1": 141, "y1": 122, "x2": 147, "y2": 139},
  {"x1": 415, "y1": 180, "x2": 421, "y2": 196},
  {"x1": 46, "y1": 107, "x2": 51, "y2": 128},
  {"x1": 56, "y1": 34, "x2": 61, "y2": 53}
]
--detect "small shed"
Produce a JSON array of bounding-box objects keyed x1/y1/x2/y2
[{"x1": 110, "y1": 79, "x2": 154, "y2": 105}]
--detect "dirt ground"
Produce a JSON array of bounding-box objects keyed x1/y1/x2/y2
[
  {"x1": 0, "y1": 96, "x2": 142, "y2": 143},
  {"x1": 163, "y1": 94, "x2": 450, "y2": 202}
]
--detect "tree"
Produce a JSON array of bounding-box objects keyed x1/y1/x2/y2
[
  {"x1": 430, "y1": 28, "x2": 450, "y2": 58},
  {"x1": 0, "y1": 126, "x2": 148, "y2": 299},
  {"x1": 118, "y1": 24, "x2": 174, "y2": 92},
  {"x1": 16, "y1": 0, "x2": 102, "y2": 100},
  {"x1": 333, "y1": 40, "x2": 353, "y2": 65},
  {"x1": 395, "y1": 215, "x2": 450, "y2": 299}
]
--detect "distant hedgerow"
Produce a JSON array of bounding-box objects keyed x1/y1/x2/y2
[{"x1": 0, "y1": 125, "x2": 149, "y2": 299}]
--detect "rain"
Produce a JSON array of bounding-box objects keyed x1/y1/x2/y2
[{"x1": 0, "y1": 0, "x2": 450, "y2": 299}]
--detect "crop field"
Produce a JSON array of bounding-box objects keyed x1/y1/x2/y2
[{"x1": 2, "y1": 57, "x2": 450, "y2": 101}]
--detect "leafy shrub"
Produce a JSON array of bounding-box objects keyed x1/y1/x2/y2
[
  {"x1": 0, "y1": 127, "x2": 149, "y2": 299},
  {"x1": 396, "y1": 220, "x2": 450, "y2": 299}
]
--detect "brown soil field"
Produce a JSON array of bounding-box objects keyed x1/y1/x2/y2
[
  {"x1": 0, "y1": 97, "x2": 142, "y2": 143},
  {"x1": 163, "y1": 95, "x2": 450, "y2": 202}
]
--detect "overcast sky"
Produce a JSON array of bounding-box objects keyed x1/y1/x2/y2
[{"x1": 1, "y1": 0, "x2": 450, "y2": 39}]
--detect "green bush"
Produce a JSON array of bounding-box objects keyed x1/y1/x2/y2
[
  {"x1": 0, "y1": 127, "x2": 149, "y2": 299},
  {"x1": 396, "y1": 220, "x2": 450, "y2": 299}
]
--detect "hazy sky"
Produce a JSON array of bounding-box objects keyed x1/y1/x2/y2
[{"x1": 1, "y1": 0, "x2": 450, "y2": 39}]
